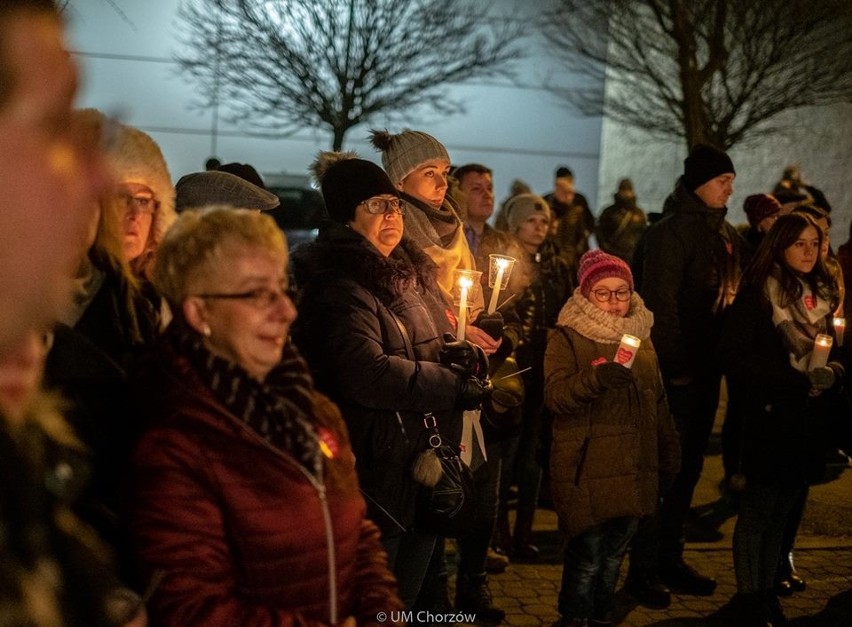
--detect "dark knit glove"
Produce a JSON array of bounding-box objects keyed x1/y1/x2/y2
[
  {"x1": 807, "y1": 366, "x2": 835, "y2": 390},
  {"x1": 595, "y1": 362, "x2": 633, "y2": 390},
  {"x1": 440, "y1": 333, "x2": 488, "y2": 378},
  {"x1": 473, "y1": 311, "x2": 504, "y2": 341},
  {"x1": 455, "y1": 376, "x2": 493, "y2": 410}
]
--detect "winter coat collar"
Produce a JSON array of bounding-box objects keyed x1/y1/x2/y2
[
  {"x1": 663, "y1": 178, "x2": 728, "y2": 225},
  {"x1": 298, "y1": 220, "x2": 439, "y2": 305},
  {"x1": 556, "y1": 288, "x2": 654, "y2": 344}
]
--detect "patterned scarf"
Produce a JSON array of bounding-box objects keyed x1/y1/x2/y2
[
  {"x1": 765, "y1": 273, "x2": 832, "y2": 373},
  {"x1": 169, "y1": 322, "x2": 321, "y2": 476}
]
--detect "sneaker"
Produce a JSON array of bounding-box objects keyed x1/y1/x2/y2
[
  {"x1": 624, "y1": 573, "x2": 671, "y2": 609},
  {"x1": 485, "y1": 547, "x2": 509, "y2": 574},
  {"x1": 660, "y1": 560, "x2": 717, "y2": 596}
]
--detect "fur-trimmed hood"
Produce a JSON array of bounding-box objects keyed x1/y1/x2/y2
[{"x1": 292, "y1": 220, "x2": 439, "y2": 305}]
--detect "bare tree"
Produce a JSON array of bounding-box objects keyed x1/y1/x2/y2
[
  {"x1": 539, "y1": 0, "x2": 852, "y2": 150},
  {"x1": 175, "y1": 0, "x2": 523, "y2": 151}
]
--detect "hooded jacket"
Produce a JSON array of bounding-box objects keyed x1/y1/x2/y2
[
  {"x1": 292, "y1": 222, "x2": 464, "y2": 536},
  {"x1": 634, "y1": 178, "x2": 746, "y2": 381},
  {"x1": 544, "y1": 290, "x2": 681, "y2": 538}
]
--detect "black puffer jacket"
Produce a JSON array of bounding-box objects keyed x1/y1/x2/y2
[
  {"x1": 634, "y1": 179, "x2": 746, "y2": 381},
  {"x1": 292, "y1": 223, "x2": 464, "y2": 536}
]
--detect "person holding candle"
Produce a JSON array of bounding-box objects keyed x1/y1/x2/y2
[
  {"x1": 719, "y1": 212, "x2": 846, "y2": 626},
  {"x1": 369, "y1": 131, "x2": 507, "y2": 618},
  {"x1": 369, "y1": 130, "x2": 503, "y2": 356},
  {"x1": 544, "y1": 249, "x2": 681, "y2": 626},
  {"x1": 291, "y1": 152, "x2": 492, "y2": 611}
]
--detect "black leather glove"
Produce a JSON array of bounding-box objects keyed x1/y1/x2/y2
[
  {"x1": 595, "y1": 362, "x2": 633, "y2": 390},
  {"x1": 807, "y1": 366, "x2": 835, "y2": 390},
  {"x1": 473, "y1": 311, "x2": 504, "y2": 341},
  {"x1": 440, "y1": 333, "x2": 487, "y2": 378},
  {"x1": 455, "y1": 375, "x2": 493, "y2": 410}
]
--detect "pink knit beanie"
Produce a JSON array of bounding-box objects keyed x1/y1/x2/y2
[{"x1": 578, "y1": 249, "x2": 634, "y2": 298}]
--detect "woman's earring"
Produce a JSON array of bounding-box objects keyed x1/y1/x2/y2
[{"x1": 202, "y1": 325, "x2": 212, "y2": 338}]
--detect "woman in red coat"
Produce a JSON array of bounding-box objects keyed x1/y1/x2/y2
[{"x1": 127, "y1": 207, "x2": 402, "y2": 626}]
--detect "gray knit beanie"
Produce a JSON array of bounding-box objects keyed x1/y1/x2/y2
[
  {"x1": 369, "y1": 128, "x2": 450, "y2": 186},
  {"x1": 505, "y1": 193, "x2": 551, "y2": 233}
]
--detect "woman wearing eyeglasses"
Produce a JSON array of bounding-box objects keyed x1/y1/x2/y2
[
  {"x1": 291, "y1": 153, "x2": 491, "y2": 609},
  {"x1": 127, "y1": 206, "x2": 403, "y2": 625},
  {"x1": 544, "y1": 249, "x2": 680, "y2": 626}
]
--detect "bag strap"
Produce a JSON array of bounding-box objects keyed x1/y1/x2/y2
[{"x1": 380, "y1": 297, "x2": 447, "y2": 446}]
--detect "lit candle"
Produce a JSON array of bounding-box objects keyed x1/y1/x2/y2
[
  {"x1": 834, "y1": 317, "x2": 846, "y2": 347},
  {"x1": 614, "y1": 334, "x2": 641, "y2": 369},
  {"x1": 487, "y1": 254, "x2": 516, "y2": 314},
  {"x1": 457, "y1": 276, "x2": 472, "y2": 341},
  {"x1": 809, "y1": 333, "x2": 833, "y2": 370}
]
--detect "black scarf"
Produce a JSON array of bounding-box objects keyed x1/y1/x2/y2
[{"x1": 169, "y1": 322, "x2": 321, "y2": 476}]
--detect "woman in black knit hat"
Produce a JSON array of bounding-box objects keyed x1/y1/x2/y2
[{"x1": 292, "y1": 152, "x2": 491, "y2": 610}]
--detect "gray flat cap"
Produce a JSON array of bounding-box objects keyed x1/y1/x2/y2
[{"x1": 175, "y1": 170, "x2": 280, "y2": 212}]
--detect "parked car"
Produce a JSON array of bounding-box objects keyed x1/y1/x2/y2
[{"x1": 266, "y1": 185, "x2": 326, "y2": 248}]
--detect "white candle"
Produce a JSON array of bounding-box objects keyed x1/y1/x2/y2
[
  {"x1": 614, "y1": 334, "x2": 641, "y2": 369},
  {"x1": 809, "y1": 333, "x2": 833, "y2": 370},
  {"x1": 487, "y1": 259, "x2": 508, "y2": 314},
  {"x1": 457, "y1": 277, "x2": 472, "y2": 341},
  {"x1": 834, "y1": 317, "x2": 846, "y2": 347}
]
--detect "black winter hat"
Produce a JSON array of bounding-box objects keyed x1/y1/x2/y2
[
  {"x1": 683, "y1": 144, "x2": 735, "y2": 191},
  {"x1": 310, "y1": 151, "x2": 399, "y2": 223}
]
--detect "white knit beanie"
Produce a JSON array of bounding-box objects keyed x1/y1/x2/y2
[{"x1": 369, "y1": 128, "x2": 450, "y2": 186}]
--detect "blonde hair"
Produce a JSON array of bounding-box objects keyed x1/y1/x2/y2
[{"x1": 153, "y1": 206, "x2": 287, "y2": 308}]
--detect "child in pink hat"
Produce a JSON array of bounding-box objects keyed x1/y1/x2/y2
[{"x1": 545, "y1": 249, "x2": 681, "y2": 625}]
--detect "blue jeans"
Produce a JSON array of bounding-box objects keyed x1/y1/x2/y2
[
  {"x1": 559, "y1": 517, "x2": 639, "y2": 622},
  {"x1": 382, "y1": 529, "x2": 437, "y2": 609}
]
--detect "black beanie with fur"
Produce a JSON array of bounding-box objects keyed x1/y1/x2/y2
[{"x1": 310, "y1": 151, "x2": 399, "y2": 223}]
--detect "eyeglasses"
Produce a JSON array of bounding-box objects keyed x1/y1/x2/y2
[
  {"x1": 120, "y1": 193, "x2": 159, "y2": 218},
  {"x1": 196, "y1": 286, "x2": 291, "y2": 309},
  {"x1": 360, "y1": 196, "x2": 405, "y2": 216},
  {"x1": 591, "y1": 288, "x2": 632, "y2": 303}
]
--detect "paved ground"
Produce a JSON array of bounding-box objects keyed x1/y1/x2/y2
[{"x1": 444, "y1": 408, "x2": 852, "y2": 626}]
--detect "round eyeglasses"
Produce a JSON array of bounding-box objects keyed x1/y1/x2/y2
[
  {"x1": 120, "y1": 193, "x2": 159, "y2": 218},
  {"x1": 360, "y1": 197, "x2": 405, "y2": 216},
  {"x1": 591, "y1": 288, "x2": 632, "y2": 303}
]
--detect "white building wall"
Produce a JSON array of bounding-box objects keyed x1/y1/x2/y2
[{"x1": 598, "y1": 105, "x2": 852, "y2": 247}]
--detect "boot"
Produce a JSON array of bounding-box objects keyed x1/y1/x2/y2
[
  {"x1": 775, "y1": 550, "x2": 806, "y2": 596},
  {"x1": 455, "y1": 573, "x2": 506, "y2": 624},
  {"x1": 513, "y1": 505, "x2": 539, "y2": 560}
]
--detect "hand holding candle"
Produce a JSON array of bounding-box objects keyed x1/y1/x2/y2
[
  {"x1": 613, "y1": 334, "x2": 641, "y2": 368},
  {"x1": 452, "y1": 269, "x2": 482, "y2": 342},
  {"x1": 808, "y1": 333, "x2": 833, "y2": 370},
  {"x1": 487, "y1": 254, "x2": 516, "y2": 314}
]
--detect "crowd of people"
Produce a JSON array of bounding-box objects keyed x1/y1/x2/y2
[{"x1": 1, "y1": 2, "x2": 850, "y2": 626}]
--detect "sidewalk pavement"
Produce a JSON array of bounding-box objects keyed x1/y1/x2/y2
[{"x1": 448, "y1": 424, "x2": 852, "y2": 626}]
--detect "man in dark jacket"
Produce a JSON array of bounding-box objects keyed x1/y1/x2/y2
[{"x1": 630, "y1": 144, "x2": 746, "y2": 601}]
